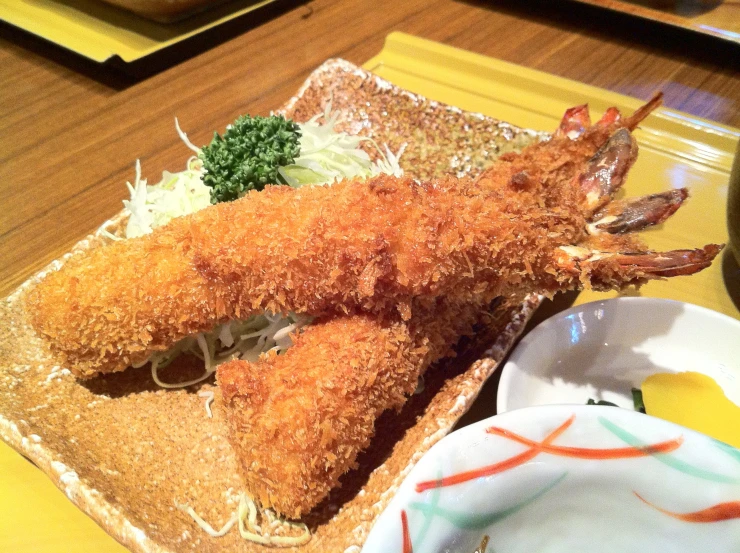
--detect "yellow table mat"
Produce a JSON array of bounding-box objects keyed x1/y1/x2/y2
[
  {"x1": 0, "y1": 0, "x2": 278, "y2": 63},
  {"x1": 1, "y1": 32, "x2": 738, "y2": 553}
]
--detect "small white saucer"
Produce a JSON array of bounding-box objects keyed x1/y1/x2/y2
[{"x1": 497, "y1": 297, "x2": 740, "y2": 412}]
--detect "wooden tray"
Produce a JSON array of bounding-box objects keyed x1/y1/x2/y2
[{"x1": 0, "y1": 0, "x2": 281, "y2": 63}]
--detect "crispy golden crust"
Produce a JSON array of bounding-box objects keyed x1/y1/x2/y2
[
  {"x1": 218, "y1": 314, "x2": 421, "y2": 519},
  {"x1": 26, "y1": 173, "x2": 587, "y2": 377},
  {"x1": 192, "y1": 174, "x2": 586, "y2": 315},
  {"x1": 23, "y1": 94, "x2": 710, "y2": 383},
  {"x1": 218, "y1": 298, "x2": 482, "y2": 518},
  {"x1": 23, "y1": 102, "x2": 653, "y2": 380},
  {"x1": 24, "y1": 225, "x2": 212, "y2": 377},
  {"x1": 23, "y1": 222, "x2": 246, "y2": 378}
]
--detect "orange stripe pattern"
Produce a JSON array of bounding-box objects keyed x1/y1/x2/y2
[
  {"x1": 415, "y1": 415, "x2": 575, "y2": 492},
  {"x1": 486, "y1": 426, "x2": 684, "y2": 459},
  {"x1": 401, "y1": 509, "x2": 413, "y2": 553},
  {"x1": 415, "y1": 415, "x2": 683, "y2": 493},
  {"x1": 635, "y1": 493, "x2": 740, "y2": 523}
]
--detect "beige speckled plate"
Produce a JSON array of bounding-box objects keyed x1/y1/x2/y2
[{"x1": 0, "y1": 58, "x2": 541, "y2": 553}]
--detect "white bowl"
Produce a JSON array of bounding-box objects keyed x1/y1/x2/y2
[
  {"x1": 361, "y1": 405, "x2": 740, "y2": 553},
  {"x1": 497, "y1": 298, "x2": 740, "y2": 413}
]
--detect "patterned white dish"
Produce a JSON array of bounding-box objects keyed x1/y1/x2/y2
[{"x1": 361, "y1": 404, "x2": 740, "y2": 553}]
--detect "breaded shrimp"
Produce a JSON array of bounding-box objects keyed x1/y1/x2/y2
[
  {"x1": 24, "y1": 95, "x2": 721, "y2": 521},
  {"x1": 26, "y1": 172, "x2": 575, "y2": 378},
  {"x1": 26, "y1": 126, "x2": 719, "y2": 378},
  {"x1": 218, "y1": 297, "x2": 482, "y2": 518},
  {"x1": 192, "y1": 130, "x2": 716, "y2": 316}
]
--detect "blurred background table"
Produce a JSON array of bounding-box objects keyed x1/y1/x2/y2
[{"x1": 0, "y1": 0, "x2": 739, "y2": 551}]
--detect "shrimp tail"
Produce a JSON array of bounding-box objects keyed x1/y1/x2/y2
[
  {"x1": 556, "y1": 244, "x2": 723, "y2": 290},
  {"x1": 579, "y1": 128, "x2": 639, "y2": 213},
  {"x1": 555, "y1": 104, "x2": 591, "y2": 139}
]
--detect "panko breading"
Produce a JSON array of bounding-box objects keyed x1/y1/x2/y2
[
  {"x1": 25, "y1": 172, "x2": 584, "y2": 378},
  {"x1": 22, "y1": 94, "x2": 672, "y2": 378},
  {"x1": 24, "y1": 224, "x2": 227, "y2": 377}
]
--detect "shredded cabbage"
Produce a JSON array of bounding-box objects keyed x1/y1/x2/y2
[
  {"x1": 278, "y1": 101, "x2": 405, "y2": 187},
  {"x1": 119, "y1": 108, "x2": 404, "y2": 388},
  {"x1": 176, "y1": 493, "x2": 310, "y2": 546},
  {"x1": 123, "y1": 157, "x2": 210, "y2": 239},
  {"x1": 141, "y1": 313, "x2": 312, "y2": 388}
]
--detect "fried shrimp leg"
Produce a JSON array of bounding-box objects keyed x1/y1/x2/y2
[{"x1": 218, "y1": 297, "x2": 482, "y2": 518}]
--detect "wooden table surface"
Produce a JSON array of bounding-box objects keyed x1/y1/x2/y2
[{"x1": 1, "y1": 0, "x2": 739, "y2": 300}]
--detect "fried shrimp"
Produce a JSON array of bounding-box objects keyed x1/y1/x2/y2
[
  {"x1": 218, "y1": 297, "x2": 481, "y2": 518},
  {"x1": 25, "y1": 97, "x2": 720, "y2": 379},
  {"x1": 26, "y1": 173, "x2": 564, "y2": 377},
  {"x1": 191, "y1": 134, "x2": 717, "y2": 315},
  {"x1": 25, "y1": 173, "x2": 567, "y2": 377}
]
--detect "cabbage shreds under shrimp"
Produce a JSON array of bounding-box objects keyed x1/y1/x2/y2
[{"x1": 218, "y1": 297, "x2": 483, "y2": 519}]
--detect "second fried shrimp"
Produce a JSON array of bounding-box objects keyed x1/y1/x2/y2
[{"x1": 218, "y1": 298, "x2": 483, "y2": 518}]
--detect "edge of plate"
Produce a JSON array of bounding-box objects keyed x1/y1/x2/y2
[{"x1": 363, "y1": 32, "x2": 740, "y2": 172}]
